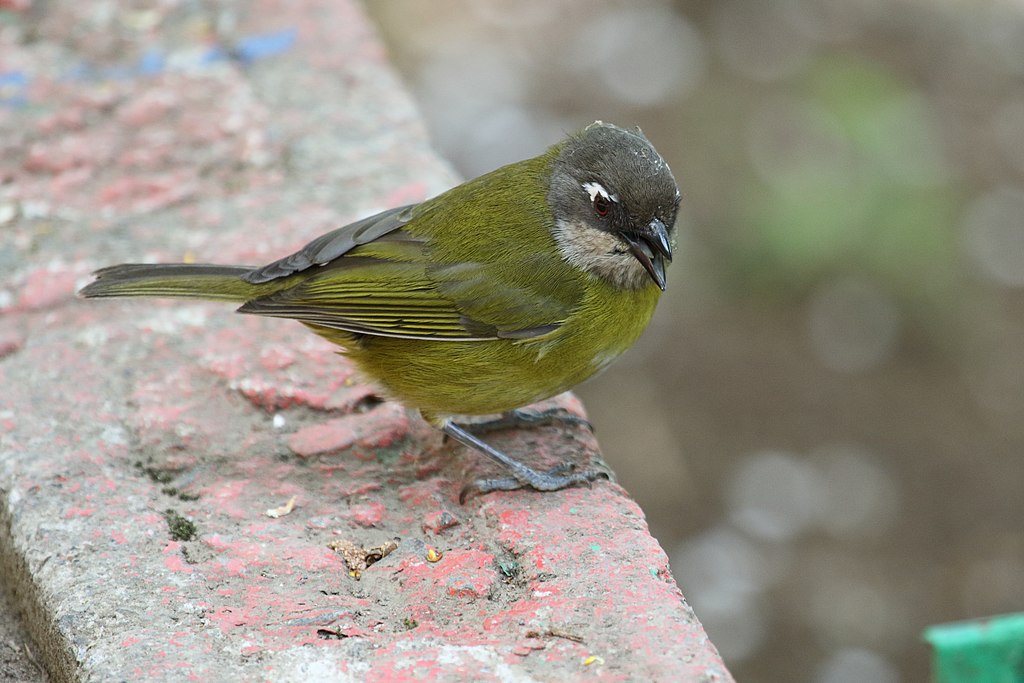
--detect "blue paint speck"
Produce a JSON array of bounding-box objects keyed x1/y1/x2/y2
[
  {"x1": 236, "y1": 28, "x2": 297, "y2": 64},
  {"x1": 138, "y1": 49, "x2": 166, "y2": 76},
  {"x1": 0, "y1": 71, "x2": 29, "y2": 107}
]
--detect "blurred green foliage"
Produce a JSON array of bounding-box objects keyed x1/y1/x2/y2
[{"x1": 729, "y1": 57, "x2": 961, "y2": 313}]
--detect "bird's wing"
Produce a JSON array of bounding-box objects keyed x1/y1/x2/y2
[{"x1": 237, "y1": 212, "x2": 580, "y2": 341}]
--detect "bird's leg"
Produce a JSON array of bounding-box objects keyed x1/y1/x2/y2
[
  {"x1": 463, "y1": 407, "x2": 593, "y2": 435},
  {"x1": 441, "y1": 420, "x2": 607, "y2": 503}
]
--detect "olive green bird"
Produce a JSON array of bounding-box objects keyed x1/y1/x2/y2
[{"x1": 80, "y1": 121, "x2": 680, "y2": 498}]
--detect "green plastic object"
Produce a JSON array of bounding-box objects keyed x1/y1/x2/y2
[{"x1": 924, "y1": 613, "x2": 1024, "y2": 683}]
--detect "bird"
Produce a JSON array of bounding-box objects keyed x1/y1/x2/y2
[{"x1": 79, "y1": 121, "x2": 680, "y2": 499}]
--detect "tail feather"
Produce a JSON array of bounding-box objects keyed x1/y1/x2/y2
[{"x1": 79, "y1": 263, "x2": 260, "y2": 302}]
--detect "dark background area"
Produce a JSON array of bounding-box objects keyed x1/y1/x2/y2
[{"x1": 367, "y1": 1, "x2": 1024, "y2": 682}]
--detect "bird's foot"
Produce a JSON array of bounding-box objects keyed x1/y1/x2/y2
[
  {"x1": 459, "y1": 462, "x2": 608, "y2": 503},
  {"x1": 442, "y1": 419, "x2": 607, "y2": 504}
]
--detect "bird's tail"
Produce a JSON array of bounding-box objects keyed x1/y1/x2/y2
[{"x1": 79, "y1": 263, "x2": 263, "y2": 302}]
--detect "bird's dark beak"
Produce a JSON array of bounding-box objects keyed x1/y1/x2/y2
[{"x1": 624, "y1": 218, "x2": 673, "y2": 291}]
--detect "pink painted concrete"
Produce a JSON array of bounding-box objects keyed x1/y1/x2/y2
[{"x1": 0, "y1": 0, "x2": 732, "y2": 680}]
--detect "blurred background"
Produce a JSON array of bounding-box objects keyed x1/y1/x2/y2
[{"x1": 367, "y1": 1, "x2": 1024, "y2": 681}]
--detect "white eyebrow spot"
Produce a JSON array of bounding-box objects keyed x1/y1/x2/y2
[{"x1": 582, "y1": 181, "x2": 618, "y2": 203}]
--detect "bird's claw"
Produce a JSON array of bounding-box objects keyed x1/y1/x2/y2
[{"x1": 459, "y1": 462, "x2": 609, "y2": 503}]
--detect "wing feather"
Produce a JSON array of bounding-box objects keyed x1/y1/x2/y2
[
  {"x1": 243, "y1": 204, "x2": 417, "y2": 283},
  {"x1": 236, "y1": 202, "x2": 579, "y2": 341}
]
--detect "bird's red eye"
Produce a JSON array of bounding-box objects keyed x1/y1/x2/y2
[{"x1": 593, "y1": 194, "x2": 610, "y2": 217}]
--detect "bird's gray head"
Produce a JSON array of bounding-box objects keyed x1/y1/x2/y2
[{"x1": 547, "y1": 121, "x2": 680, "y2": 291}]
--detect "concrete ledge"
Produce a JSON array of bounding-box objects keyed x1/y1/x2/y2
[{"x1": 0, "y1": 1, "x2": 732, "y2": 680}]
